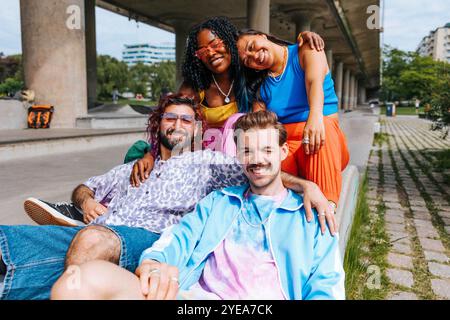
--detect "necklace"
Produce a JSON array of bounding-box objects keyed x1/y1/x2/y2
[
  {"x1": 241, "y1": 188, "x2": 272, "y2": 228},
  {"x1": 269, "y1": 46, "x2": 288, "y2": 81},
  {"x1": 212, "y1": 74, "x2": 234, "y2": 104}
]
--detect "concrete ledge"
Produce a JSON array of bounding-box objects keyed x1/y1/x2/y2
[
  {"x1": 337, "y1": 165, "x2": 360, "y2": 256},
  {"x1": 0, "y1": 100, "x2": 28, "y2": 130},
  {"x1": 0, "y1": 130, "x2": 146, "y2": 163},
  {"x1": 76, "y1": 115, "x2": 148, "y2": 129}
]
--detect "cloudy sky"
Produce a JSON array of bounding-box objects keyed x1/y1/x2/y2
[{"x1": 1, "y1": 0, "x2": 449, "y2": 58}]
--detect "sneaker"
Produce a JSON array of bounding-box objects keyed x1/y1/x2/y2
[{"x1": 24, "y1": 198, "x2": 86, "y2": 227}]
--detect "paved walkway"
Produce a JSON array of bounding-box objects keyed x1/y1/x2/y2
[
  {"x1": 366, "y1": 115, "x2": 450, "y2": 300},
  {"x1": 0, "y1": 145, "x2": 131, "y2": 225}
]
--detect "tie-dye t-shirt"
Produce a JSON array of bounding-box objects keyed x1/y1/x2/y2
[{"x1": 180, "y1": 188, "x2": 288, "y2": 300}]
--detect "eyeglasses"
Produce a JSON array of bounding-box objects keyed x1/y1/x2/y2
[
  {"x1": 195, "y1": 38, "x2": 225, "y2": 60},
  {"x1": 161, "y1": 112, "x2": 195, "y2": 125}
]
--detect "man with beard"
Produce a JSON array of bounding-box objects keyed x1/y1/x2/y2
[
  {"x1": 52, "y1": 111, "x2": 345, "y2": 300},
  {"x1": 0, "y1": 95, "x2": 333, "y2": 300}
]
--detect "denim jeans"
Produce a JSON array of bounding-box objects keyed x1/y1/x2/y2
[{"x1": 0, "y1": 224, "x2": 160, "y2": 300}]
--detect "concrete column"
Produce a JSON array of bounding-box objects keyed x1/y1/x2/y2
[
  {"x1": 293, "y1": 13, "x2": 312, "y2": 35},
  {"x1": 359, "y1": 85, "x2": 366, "y2": 104},
  {"x1": 20, "y1": 0, "x2": 88, "y2": 128},
  {"x1": 326, "y1": 49, "x2": 333, "y2": 74},
  {"x1": 343, "y1": 69, "x2": 350, "y2": 111},
  {"x1": 174, "y1": 21, "x2": 192, "y2": 88},
  {"x1": 349, "y1": 74, "x2": 355, "y2": 111},
  {"x1": 353, "y1": 79, "x2": 359, "y2": 108},
  {"x1": 85, "y1": 0, "x2": 97, "y2": 109},
  {"x1": 335, "y1": 62, "x2": 344, "y2": 109},
  {"x1": 247, "y1": 0, "x2": 270, "y2": 33}
]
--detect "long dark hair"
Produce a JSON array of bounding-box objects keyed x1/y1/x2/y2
[
  {"x1": 146, "y1": 93, "x2": 207, "y2": 158},
  {"x1": 237, "y1": 29, "x2": 292, "y2": 104},
  {"x1": 182, "y1": 16, "x2": 251, "y2": 113}
]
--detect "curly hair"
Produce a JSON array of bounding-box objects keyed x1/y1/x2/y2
[
  {"x1": 146, "y1": 93, "x2": 207, "y2": 158},
  {"x1": 182, "y1": 16, "x2": 251, "y2": 113}
]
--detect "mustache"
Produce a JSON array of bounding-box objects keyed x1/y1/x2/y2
[
  {"x1": 166, "y1": 128, "x2": 188, "y2": 136},
  {"x1": 246, "y1": 163, "x2": 271, "y2": 171}
]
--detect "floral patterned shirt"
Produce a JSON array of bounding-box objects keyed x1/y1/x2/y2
[{"x1": 84, "y1": 150, "x2": 247, "y2": 233}]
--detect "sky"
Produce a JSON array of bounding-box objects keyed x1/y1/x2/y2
[{"x1": 0, "y1": 0, "x2": 449, "y2": 57}]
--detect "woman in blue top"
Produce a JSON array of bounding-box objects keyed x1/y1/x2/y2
[{"x1": 236, "y1": 29, "x2": 349, "y2": 207}]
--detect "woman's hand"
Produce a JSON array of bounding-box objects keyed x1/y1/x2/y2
[
  {"x1": 297, "y1": 31, "x2": 325, "y2": 51},
  {"x1": 130, "y1": 153, "x2": 155, "y2": 187},
  {"x1": 303, "y1": 112, "x2": 325, "y2": 155}
]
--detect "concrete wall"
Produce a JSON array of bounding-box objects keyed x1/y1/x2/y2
[{"x1": 0, "y1": 100, "x2": 28, "y2": 129}]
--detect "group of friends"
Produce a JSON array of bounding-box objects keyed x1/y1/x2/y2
[{"x1": 0, "y1": 16, "x2": 349, "y2": 300}]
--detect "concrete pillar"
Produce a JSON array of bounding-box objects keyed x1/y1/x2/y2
[
  {"x1": 349, "y1": 74, "x2": 355, "y2": 111},
  {"x1": 247, "y1": 0, "x2": 270, "y2": 33},
  {"x1": 85, "y1": 0, "x2": 97, "y2": 109},
  {"x1": 343, "y1": 69, "x2": 350, "y2": 111},
  {"x1": 20, "y1": 0, "x2": 88, "y2": 128},
  {"x1": 326, "y1": 49, "x2": 333, "y2": 74},
  {"x1": 335, "y1": 62, "x2": 344, "y2": 110},
  {"x1": 359, "y1": 85, "x2": 366, "y2": 104},
  {"x1": 174, "y1": 21, "x2": 192, "y2": 87},
  {"x1": 293, "y1": 13, "x2": 312, "y2": 35},
  {"x1": 353, "y1": 79, "x2": 358, "y2": 108}
]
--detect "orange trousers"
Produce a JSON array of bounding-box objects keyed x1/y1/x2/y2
[{"x1": 282, "y1": 117, "x2": 350, "y2": 204}]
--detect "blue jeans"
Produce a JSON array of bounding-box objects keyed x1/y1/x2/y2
[{"x1": 0, "y1": 225, "x2": 160, "y2": 300}]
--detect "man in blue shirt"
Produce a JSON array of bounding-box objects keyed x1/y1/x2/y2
[{"x1": 52, "y1": 111, "x2": 345, "y2": 300}]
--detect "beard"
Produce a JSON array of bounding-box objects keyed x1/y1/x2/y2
[{"x1": 159, "y1": 128, "x2": 192, "y2": 151}]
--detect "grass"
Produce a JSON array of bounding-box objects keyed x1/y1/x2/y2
[
  {"x1": 343, "y1": 172, "x2": 390, "y2": 300},
  {"x1": 428, "y1": 149, "x2": 450, "y2": 186},
  {"x1": 380, "y1": 106, "x2": 425, "y2": 116}
]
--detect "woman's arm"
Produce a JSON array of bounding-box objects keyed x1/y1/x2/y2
[{"x1": 299, "y1": 46, "x2": 328, "y2": 155}]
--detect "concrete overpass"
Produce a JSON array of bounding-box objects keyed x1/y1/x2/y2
[{"x1": 19, "y1": 0, "x2": 380, "y2": 128}]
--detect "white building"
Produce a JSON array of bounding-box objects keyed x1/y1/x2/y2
[
  {"x1": 417, "y1": 23, "x2": 450, "y2": 63},
  {"x1": 122, "y1": 42, "x2": 175, "y2": 66}
]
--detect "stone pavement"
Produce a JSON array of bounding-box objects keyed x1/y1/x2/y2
[{"x1": 366, "y1": 115, "x2": 450, "y2": 300}]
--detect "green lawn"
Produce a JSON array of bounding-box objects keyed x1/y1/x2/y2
[
  {"x1": 428, "y1": 149, "x2": 450, "y2": 186},
  {"x1": 380, "y1": 106, "x2": 425, "y2": 116}
]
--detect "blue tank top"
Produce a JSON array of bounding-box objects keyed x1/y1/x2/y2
[{"x1": 260, "y1": 44, "x2": 339, "y2": 124}]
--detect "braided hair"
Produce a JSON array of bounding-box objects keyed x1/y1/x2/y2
[{"x1": 182, "y1": 16, "x2": 251, "y2": 113}]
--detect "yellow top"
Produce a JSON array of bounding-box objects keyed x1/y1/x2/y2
[{"x1": 199, "y1": 90, "x2": 239, "y2": 128}]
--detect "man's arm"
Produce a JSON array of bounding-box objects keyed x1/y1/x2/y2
[
  {"x1": 280, "y1": 172, "x2": 336, "y2": 235},
  {"x1": 71, "y1": 184, "x2": 107, "y2": 224}
]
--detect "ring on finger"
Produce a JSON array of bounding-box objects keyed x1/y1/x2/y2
[
  {"x1": 149, "y1": 268, "x2": 161, "y2": 276},
  {"x1": 169, "y1": 277, "x2": 179, "y2": 283},
  {"x1": 302, "y1": 138, "x2": 310, "y2": 144},
  {"x1": 319, "y1": 211, "x2": 326, "y2": 217}
]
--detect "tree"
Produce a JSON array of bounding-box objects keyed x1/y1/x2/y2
[
  {"x1": 96, "y1": 55, "x2": 129, "y2": 100},
  {"x1": 149, "y1": 61, "x2": 176, "y2": 100},
  {"x1": 381, "y1": 45, "x2": 450, "y2": 137},
  {"x1": 0, "y1": 54, "x2": 24, "y2": 96},
  {"x1": 128, "y1": 62, "x2": 153, "y2": 98}
]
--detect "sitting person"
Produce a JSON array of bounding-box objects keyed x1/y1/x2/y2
[
  {"x1": 0, "y1": 95, "x2": 332, "y2": 300},
  {"x1": 52, "y1": 111, "x2": 345, "y2": 300}
]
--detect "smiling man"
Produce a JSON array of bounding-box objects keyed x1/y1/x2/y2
[{"x1": 51, "y1": 111, "x2": 345, "y2": 300}]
